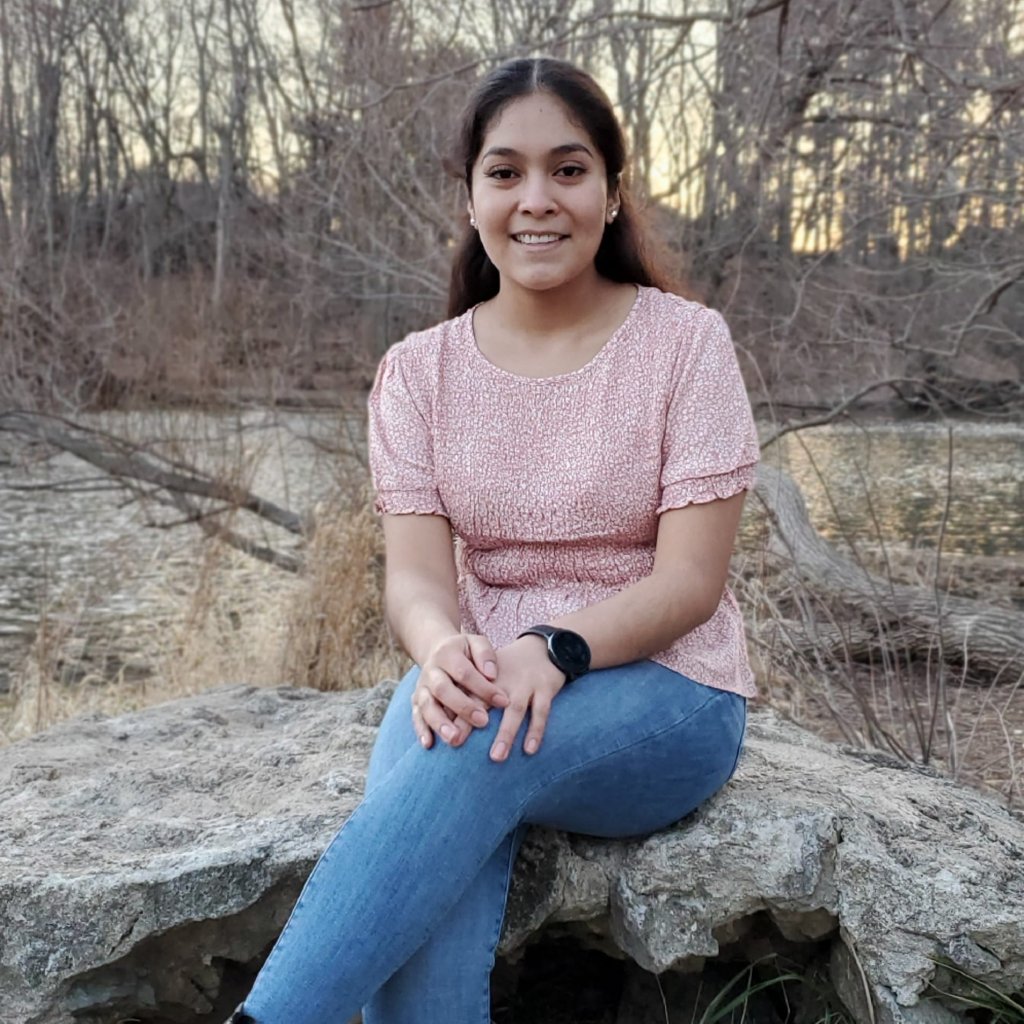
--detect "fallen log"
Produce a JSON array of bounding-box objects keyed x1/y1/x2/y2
[
  {"x1": 753, "y1": 463, "x2": 1024, "y2": 683},
  {"x1": 0, "y1": 410, "x2": 307, "y2": 571}
]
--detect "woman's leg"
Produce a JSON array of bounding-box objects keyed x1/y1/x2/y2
[
  {"x1": 361, "y1": 667, "x2": 529, "y2": 1024},
  {"x1": 361, "y1": 825, "x2": 528, "y2": 1024},
  {"x1": 239, "y1": 660, "x2": 745, "y2": 1024}
]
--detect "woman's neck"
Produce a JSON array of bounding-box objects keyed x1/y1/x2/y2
[{"x1": 488, "y1": 270, "x2": 620, "y2": 342}]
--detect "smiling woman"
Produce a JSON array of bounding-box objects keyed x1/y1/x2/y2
[
  {"x1": 226, "y1": 57, "x2": 759, "y2": 1024},
  {"x1": 465, "y1": 92, "x2": 641, "y2": 375}
]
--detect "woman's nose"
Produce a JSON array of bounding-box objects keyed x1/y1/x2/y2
[{"x1": 518, "y1": 174, "x2": 557, "y2": 216}]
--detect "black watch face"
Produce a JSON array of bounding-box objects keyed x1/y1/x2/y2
[{"x1": 551, "y1": 630, "x2": 590, "y2": 676}]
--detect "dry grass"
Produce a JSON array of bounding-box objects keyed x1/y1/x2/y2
[
  {"x1": 0, "y1": 471, "x2": 408, "y2": 744},
  {"x1": 1, "y1": 533, "x2": 297, "y2": 742},
  {"x1": 278, "y1": 482, "x2": 409, "y2": 692}
]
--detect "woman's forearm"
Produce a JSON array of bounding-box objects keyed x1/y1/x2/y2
[
  {"x1": 385, "y1": 570, "x2": 462, "y2": 667},
  {"x1": 547, "y1": 570, "x2": 719, "y2": 671},
  {"x1": 547, "y1": 495, "x2": 746, "y2": 671}
]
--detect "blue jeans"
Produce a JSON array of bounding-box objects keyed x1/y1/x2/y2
[{"x1": 239, "y1": 660, "x2": 746, "y2": 1023}]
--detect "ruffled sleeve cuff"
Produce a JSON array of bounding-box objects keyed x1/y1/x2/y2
[
  {"x1": 656, "y1": 462, "x2": 757, "y2": 515},
  {"x1": 373, "y1": 489, "x2": 448, "y2": 517}
]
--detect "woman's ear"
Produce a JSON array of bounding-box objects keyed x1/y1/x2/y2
[
  {"x1": 606, "y1": 182, "x2": 621, "y2": 223},
  {"x1": 609, "y1": 174, "x2": 623, "y2": 218}
]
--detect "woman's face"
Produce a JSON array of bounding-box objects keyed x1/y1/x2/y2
[{"x1": 468, "y1": 93, "x2": 617, "y2": 296}]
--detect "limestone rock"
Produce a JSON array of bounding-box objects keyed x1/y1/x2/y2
[{"x1": 1, "y1": 681, "x2": 1022, "y2": 1024}]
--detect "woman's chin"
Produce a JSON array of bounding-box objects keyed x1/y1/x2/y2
[{"x1": 499, "y1": 268, "x2": 598, "y2": 296}]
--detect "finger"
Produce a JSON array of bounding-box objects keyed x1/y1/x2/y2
[
  {"x1": 522, "y1": 695, "x2": 552, "y2": 756},
  {"x1": 449, "y1": 713, "x2": 474, "y2": 746},
  {"x1": 409, "y1": 697, "x2": 433, "y2": 749},
  {"x1": 418, "y1": 689, "x2": 463, "y2": 746},
  {"x1": 490, "y1": 701, "x2": 527, "y2": 763},
  {"x1": 444, "y1": 707, "x2": 475, "y2": 746},
  {"x1": 434, "y1": 690, "x2": 475, "y2": 747},
  {"x1": 428, "y1": 670, "x2": 491, "y2": 728},
  {"x1": 465, "y1": 635, "x2": 501, "y2": 687},
  {"x1": 416, "y1": 684, "x2": 473, "y2": 746},
  {"x1": 449, "y1": 652, "x2": 510, "y2": 710}
]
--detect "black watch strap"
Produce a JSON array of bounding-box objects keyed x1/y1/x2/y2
[{"x1": 519, "y1": 625, "x2": 558, "y2": 640}]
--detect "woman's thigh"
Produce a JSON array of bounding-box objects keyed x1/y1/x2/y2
[{"x1": 520, "y1": 659, "x2": 745, "y2": 837}]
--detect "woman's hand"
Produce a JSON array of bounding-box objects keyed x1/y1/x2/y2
[
  {"x1": 412, "y1": 633, "x2": 510, "y2": 749},
  {"x1": 487, "y1": 635, "x2": 568, "y2": 762}
]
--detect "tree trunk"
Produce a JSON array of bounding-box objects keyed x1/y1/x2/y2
[{"x1": 754, "y1": 464, "x2": 1024, "y2": 683}]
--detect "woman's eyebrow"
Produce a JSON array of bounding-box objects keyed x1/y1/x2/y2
[{"x1": 481, "y1": 143, "x2": 594, "y2": 160}]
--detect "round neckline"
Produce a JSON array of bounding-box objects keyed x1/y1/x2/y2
[{"x1": 465, "y1": 285, "x2": 644, "y2": 384}]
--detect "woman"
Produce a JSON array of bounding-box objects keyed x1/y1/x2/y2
[{"x1": 229, "y1": 56, "x2": 759, "y2": 1024}]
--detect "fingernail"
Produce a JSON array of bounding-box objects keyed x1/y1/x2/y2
[
  {"x1": 441, "y1": 724, "x2": 455, "y2": 741},
  {"x1": 493, "y1": 690, "x2": 510, "y2": 706},
  {"x1": 421, "y1": 735, "x2": 430, "y2": 748},
  {"x1": 484, "y1": 660, "x2": 497, "y2": 677},
  {"x1": 491, "y1": 742, "x2": 507, "y2": 761},
  {"x1": 525, "y1": 738, "x2": 538, "y2": 754},
  {"x1": 472, "y1": 709, "x2": 489, "y2": 727}
]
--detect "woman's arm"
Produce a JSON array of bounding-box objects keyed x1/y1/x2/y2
[
  {"x1": 381, "y1": 513, "x2": 509, "y2": 747},
  {"x1": 543, "y1": 492, "x2": 748, "y2": 667},
  {"x1": 380, "y1": 513, "x2": 462, "y2": 666}
]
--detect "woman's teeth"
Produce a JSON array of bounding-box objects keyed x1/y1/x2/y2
[{"x1": 514, "y1": 234, "x2": 563, "y2": 245}]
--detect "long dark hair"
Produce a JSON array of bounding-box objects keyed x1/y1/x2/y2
[{"x1": 446, "y1": 57, "x2": 674, "y2": 318}]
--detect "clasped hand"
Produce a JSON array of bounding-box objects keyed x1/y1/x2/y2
[{"x1": 411, "y1": 633, "x2": 566, "y2": 762}]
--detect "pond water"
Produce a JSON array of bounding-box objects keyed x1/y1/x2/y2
[
  {"x1": 1, "y1": 411, "x2": 1022, "y2": 694},
  {"x1": 771, "y1": 420, "x2": 1024, "y2": 558}
]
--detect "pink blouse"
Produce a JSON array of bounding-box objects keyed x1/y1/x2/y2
[{"x1": 367, "y1": 285, "x2": 760, "y2": 697}]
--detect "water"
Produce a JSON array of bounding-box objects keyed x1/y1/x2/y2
[
  {"x1": 771, "y1": 421, "x2": 1024, "y2": 558},
  {"x1": 2, "y1": 412, "x2": 1022, "y2": 692}
]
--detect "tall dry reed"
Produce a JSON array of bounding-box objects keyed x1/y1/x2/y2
[{"x1": 278, "y1": 483, "x2": 409, "y2": 692}]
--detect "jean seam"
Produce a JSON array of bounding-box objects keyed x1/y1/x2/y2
[
  {"x1": 250, "y1": 842, "x2": 339, "y2": 988},
  {"x1": 725, "y1": 699, "x2": 747, "y2": 779},
  {"x1": 259, "y1": 673, "x2": 422, "y2": 988}
]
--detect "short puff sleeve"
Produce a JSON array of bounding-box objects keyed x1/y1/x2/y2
[
  {"x1": 657, "y1": 309, "x2": 760, "y2": 514},
  {"x1": 367, "y1": 345, "x2": 447, "y2": 517}
]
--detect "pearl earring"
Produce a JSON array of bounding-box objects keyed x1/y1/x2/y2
[
  {"x1": 609, "y1": 208, "x2": 619, "y2": 221},
  {"x1": 470, "y1": 216, "x2": 478, "y2": 228}
]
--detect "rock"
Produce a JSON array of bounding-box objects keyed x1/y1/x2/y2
[{"x1": 1, "y1": 681, "x2": 1022, "y2": 1024}]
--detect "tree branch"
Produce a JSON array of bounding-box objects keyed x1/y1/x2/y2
[{"x1": 0, "y1": 412, "x2": 310, "y2": 537}]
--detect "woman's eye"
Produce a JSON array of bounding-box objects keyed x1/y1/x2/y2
[
  {"x1": 485, "y1": 168, "x2": 516, "y2": 180},
  {"x1": 557, "y1": 165, "x2": 586, "y2": 177}
]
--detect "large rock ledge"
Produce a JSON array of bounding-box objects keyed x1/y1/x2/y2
[{"x1": 1, "y1": 681, "x2": 1022, "y2": 1024}]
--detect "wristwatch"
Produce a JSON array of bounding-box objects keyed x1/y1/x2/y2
[{"x1": 517, "y1": 625, "x2": 592, "y2": 683}]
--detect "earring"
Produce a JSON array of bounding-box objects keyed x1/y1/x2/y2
[
  {"x1": 469, "y1": 216, "x2": 478, "y2": 229},
  {"x1": 609, "y1": 208, "x2": 619, "y2": 222}
]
